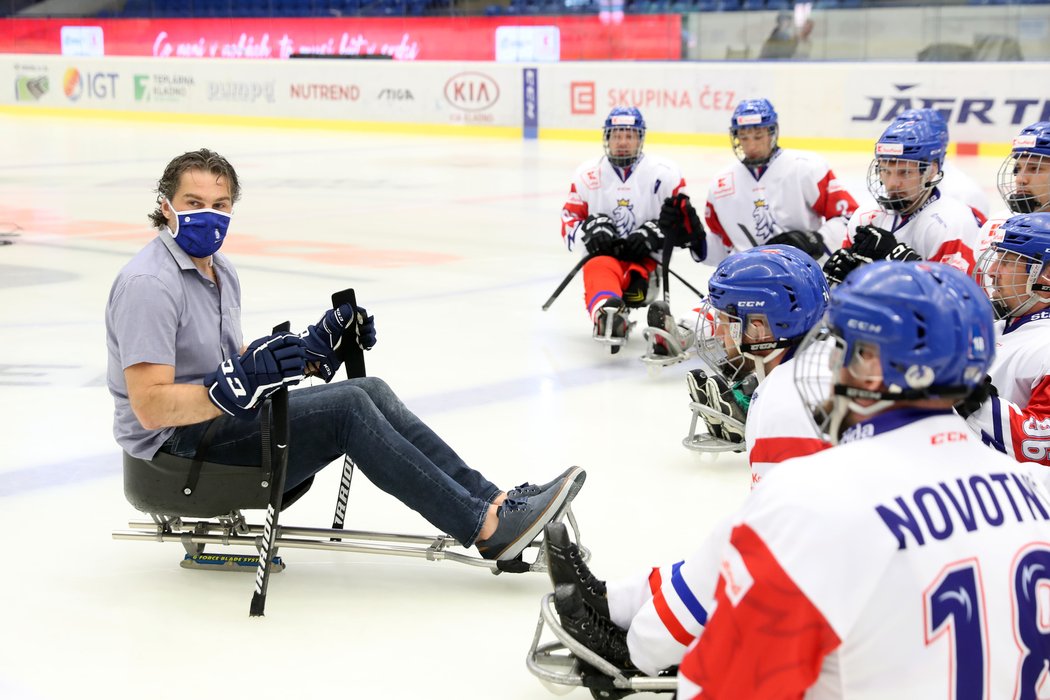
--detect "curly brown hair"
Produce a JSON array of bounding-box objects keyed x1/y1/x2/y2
[{"x1": 148, "y1": 148, "x2": 241, "y2": 229}]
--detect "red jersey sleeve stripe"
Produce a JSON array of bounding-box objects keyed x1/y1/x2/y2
[
  {"x1": 681, "y1": 524, "x2": 841, "y2": 699},
  {"x1": 749, "y1": 437, "x2": 831, "y2": 467},
  {"x1": 930, "y1": 239, "x2": 976, "y2": 273},
  {"x1": 646, "y1": 566, "x2": 696, "y2": 646}
]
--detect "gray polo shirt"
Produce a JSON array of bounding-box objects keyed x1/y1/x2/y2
[{"x1": 106, "y1": 230, "x2": 243, "y2": 458}]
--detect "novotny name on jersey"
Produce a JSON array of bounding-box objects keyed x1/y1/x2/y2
[{"x1": 876, "y1": 471, "x2": 1050, "y2": 550}]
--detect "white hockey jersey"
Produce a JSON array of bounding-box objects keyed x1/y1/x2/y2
[
  {"x1": 703, "y1": 149, "x2": 859, "y2": 267},
  {"x1": 975, "y1": 208, "x2": 1011, "y2": 259},
  {"x1": 845, "y1": 189, "x2": 981, "y2": 274},
  {"x1": 745, "y1": 353, "x2": 831, "y2": 488},
  {"x1": 940, "y1": 161, "x2": 991, "y2": 225},
  {"x1": 679, "y1": 409, "x2": 1050, "y2": 699},
  {"x1": 967, "y1": 313, "x2": 1050, "y2": 466},
  {"x1": 560, "y1": 153, "x2": 686, "y2": 252}
]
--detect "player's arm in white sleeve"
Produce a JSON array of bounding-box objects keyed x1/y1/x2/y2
[
  {"x1": 702, "y1": 195, "x2": 733, "y2": 267},
  {"x1": 561, "y1": 168, "x2": 591, "y2": 252},
  {"x1": 966, "y1": 373, "x2": 1050, "y2": 466},
  {"x1": 625, "y1": 515, "x2": 730, "y2": 676},
  {"x1": 804, "y1": 157, "x2": 859, "y2": 255}
]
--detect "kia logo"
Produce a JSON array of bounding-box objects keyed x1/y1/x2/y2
[{"x1": 444, "y1": 72, "x2": 499, "y2": 112}]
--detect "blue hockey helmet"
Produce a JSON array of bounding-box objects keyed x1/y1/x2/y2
[
  {"x1": 697, "y1": 245, "x2": 829, "y2": 382},
  {"x1": 794, "y1": 261, "x2": 994, "y2": 442},
  {"x1": 997, "y1": 122, "x2": 1050, "y2": 214},
  {"x1": 603, "y1": 106, "x2": 646, "y2": 168},
  {"x1": 974, "y1": 212, "x2": 1050, "y2": 319},
  {"x1": 894, "y1": 108, "x2": 949, "y2": 150},
  {"x1": 867, "y1": 119, "x2": 945, "y2": 212},
  {"x1": 730, "y1": 99, "x2": 779, "y2": 166}
]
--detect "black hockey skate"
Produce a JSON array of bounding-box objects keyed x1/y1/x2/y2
[
  {"x1": 544, "y1": 521, "x2": 608, "y2": 617},
  {"x1": 593, "y1": 298, "x2": 629, "y2": 354},
  {"x1": 553, "y1": 583, "x2": 633, "y2": 669},
  {"x1": 686, "y1": 369, "x2": 753, "y2": 443}
]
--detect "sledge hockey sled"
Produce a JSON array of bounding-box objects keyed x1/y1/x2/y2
[
  {"x1": 682, "y1": 399, "x2": 747, "y2": 454},
  {"x1": 591, "y1": 272, "x2": 662, "y2": 353},
  {"x1": 112, "y1": 403, "x2": 588, "y2": 614},
  {"x1": 526, "y1": 592, "x2": 677, "y2": 699},
  {"x1": 111, "y1": 304, "x2": 587, "y2": 616}
]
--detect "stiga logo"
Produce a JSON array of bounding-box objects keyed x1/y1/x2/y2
[
  {"x1": 444, "y1": 72, "x2": 499, "y2": 112},
  {"x1": 15, "y1": 75, "x2": 48, "y2": 101},
  {"x1": 377, "y1": 88, "x2": 414, "y2": 101},
  {"x1": 63, "y1": 67, "x2": 117, "y2": 101}
]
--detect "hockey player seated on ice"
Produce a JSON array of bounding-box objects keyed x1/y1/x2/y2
[
  {"x1": 678, "y1": 261, "x2": 1050, "y2": 699},
  {"x1": 961, "y1": 212, "x2": 1050, "y2": 467},
  {"x1": 824, "y1": 118, "x2": 981, "y2": 285},
  {"x1": 106, "y1": 148, "x2": 585, "y2": 565},
  {"x1": 646, "y1": 97, "x2": 855, "y2": 360},
  {"x1": 558, "y1": 106, "x2": 704, "y2": 355},
  {"x1": 686, "y1": 245, "x2": 831, "y2": 478},
  {"x1": 536, "y1": 246, "x2": 831, "y2": 679},
  {"x1": 696, "y1": 98, "x2": 859, "y2": 267},
  {"x1": 976, "y1": 121, "x2": 1050, "y2": 256}
]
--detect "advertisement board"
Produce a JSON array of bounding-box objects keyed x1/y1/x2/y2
[{"x1": 0, "y1": 16, "x2": 680, "y2": 61}]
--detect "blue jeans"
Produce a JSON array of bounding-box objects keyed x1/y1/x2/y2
[{"x1": 160, "y1": 377, "x2": 500, "y2": 546}]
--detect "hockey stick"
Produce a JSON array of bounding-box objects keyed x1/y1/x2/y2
[
  {"x1": 737, "y1": 223, "x2": 760, "y2": 248},
  {"x1": 249, "y1": 321, "x2": 292, "y2": 618},
  {"x1": 667, "y1": 267, "x2": 705, "y2": 300},
  {"x1": 542, "y1": 252, "x2": 599, "y2": 311},
  {"x1": 329, "y1": 288, "x2": 366, "y2": 541}
]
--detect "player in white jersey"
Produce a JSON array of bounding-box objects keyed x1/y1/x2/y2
[
  {"x1": 976, "y1": 121, "x2": 1050, "y2": 257},
  {"x1": 685, "y1": 246, "x2": 832, "y2": 474},
  {"x1": 962, "y1": 213, "x2": 1050, "y2": 468},
  {"x1": 893, "y1": 108, "x2": 990, "y2": 224},
  {"x1": 700, "y1": 99, "x2": 860, "y2": 267},
  {"x1": 679, "y1": 261, "x2": 1050, "y2": 699},
  {"x1": 559, "y1": 106, "x2": 700, "y2": 354},
  {"x1": 824, "y1": 119, "x2": 981, "y2": 285},
  {"x1": 535, "y1": 247, "x2": 831, "y2": 678}
]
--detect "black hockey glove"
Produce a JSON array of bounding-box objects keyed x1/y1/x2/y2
[
  {"x1": 204, "y1": 332, "x2": 306, "y2": 420},
  {"x1": 621, "y1": 220, "x2": 664, "y2": 262},
  {"x1": 954, "y1": 375, "x2": 998, "y2": 419},
  {"x1": 850, "y1": 224, "x2": 896, "y2": 263},
  {"x1": 823, "y1": 247, "x2": 863, "y2": 286},
  {"x1": 300, "y1": 303, "x2": 375, "y2": 383},
  {"x1": 659, "y1": 194, "x2": 707, "y2": 260},
  {"x1": 581, "y1": 214, "x2": 618, "y2": 256},
  {"x1": 767, "y1": 230, "x2": 826, "y2": 260}
]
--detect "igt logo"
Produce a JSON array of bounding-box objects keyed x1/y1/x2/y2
[
  {"x1": 443, "y1": 72, "x2": 499, "y2": 112},
  {"x1": 63, "y1": 67, "x2": 117, "y2": 101}
]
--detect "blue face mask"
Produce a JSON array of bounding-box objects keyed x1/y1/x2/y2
[{"x1": 166, "y1": 198, "x2": 231, "y2": 258}]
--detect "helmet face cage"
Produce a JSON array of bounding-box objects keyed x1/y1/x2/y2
[
  {"x1": 997, "y1": 151, "x2": 1050, "y2": 214},
  {"x1": 695, "y1": 302, "x2": 770, "y2": 384},
  {"x1": 795, "y1": 262, "x2": 993, "y2": 441},
  {"x1": 792, "y1": 325, "x2": 843, "y2": 442},
  {"x1": 974, "y1": 216, "x2": 1050, "y2": 320},
  {"x1": 730, "y1": 99, "x2": 778, "y2": 166},
  {"x1": 866, "y1": 157, "x2": 941, "y2": 213},
  {"x1": 603, "y1": 108, "x2": 645, "y2": 169}
]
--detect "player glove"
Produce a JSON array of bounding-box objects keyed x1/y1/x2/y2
[
  {"x1": 766, "y1": 230, "x2": 826, "y2": 260},
  {"x1": 204, "y1": 332, "x2": 306, "y2": 420},
  {"x1": 659, "y1": 194, "x2": 707, "y2": 261},
  {"x1": 300, "y1": 303, "x2": 370, "y2": 383},
  {"x1": 580, "y1": 214, "x2": 618, "y2": 256},
  {"x1": 954, "y1": 375, "x2": 998, "y2": 419},
  {"x1": 822, "y1": 247, "x2": 863, "y2": 286},
  {"x1": 621, "y1": 221, "x2": 663, "y2": 262}
]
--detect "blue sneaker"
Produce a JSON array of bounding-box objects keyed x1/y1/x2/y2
[
  {"x1": 477, "y1": 472, "x2": 580, "y2": 561},
  {"x1": 506, "y1": 466, "x2": 587, "y2": 518}
]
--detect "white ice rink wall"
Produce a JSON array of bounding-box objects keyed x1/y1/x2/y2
[{"x1": 2, "y1": 54, "x2": 1047, "y2": 154}]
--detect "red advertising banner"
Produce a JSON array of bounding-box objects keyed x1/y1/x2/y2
[{"x1": 0, "y1": 16, "x2": 681, "y2": 61}]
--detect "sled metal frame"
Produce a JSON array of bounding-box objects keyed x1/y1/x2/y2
[
  {"x1": 526, "y1": 592, "x2": 677, "y2": 698},
  {"x1": 639, "y1": 326, "x2": 693, "y2": 370},
  {"x1": 682, "y1": 401, "x2": 746, "y2": 453},
  {"x1": 113, "y1": 505, "x2": 588, "y2": 575}
]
